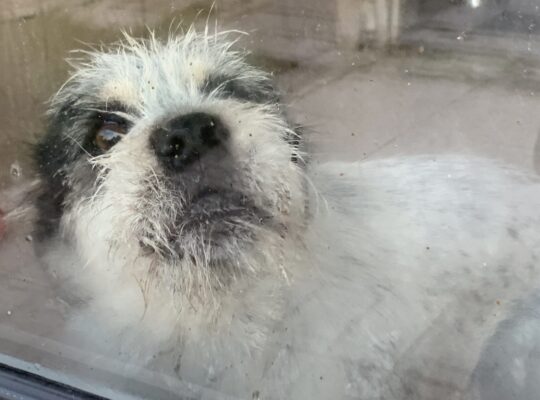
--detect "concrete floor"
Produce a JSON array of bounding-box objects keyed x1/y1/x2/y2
[
  {"x1": 284, "y1": 50, "x2": 540, "y2": 172},
  {"x1": 2, "y1": 0, "x2": 540, "y2": 399}
]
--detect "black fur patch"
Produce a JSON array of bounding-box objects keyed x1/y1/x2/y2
[
  {"x1": 34, "y1": 98, "x2": 83, "y2": 239},
  {"x1": 34, "y1": 98, "x2": 132, "y2": 239},
  {"x1": 202, "y1": 74, "x2": 279, "y2": 104}
]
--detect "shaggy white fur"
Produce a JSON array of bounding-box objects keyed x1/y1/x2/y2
[{"x1": 32, "y1": 31, "x2": 540, "y2": 399}]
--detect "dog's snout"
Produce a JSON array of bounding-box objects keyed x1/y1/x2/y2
[{"x1": 151, "y1": 112, "x2": 227, "y2": 170}]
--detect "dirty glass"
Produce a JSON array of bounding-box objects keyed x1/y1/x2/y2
[{"x1": 1, "y1": 1, "x2": 540, "y2": 399}]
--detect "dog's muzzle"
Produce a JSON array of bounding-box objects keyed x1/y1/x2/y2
[{"x1": 140, "y1": 112, "x2": 271, "y2": 260}]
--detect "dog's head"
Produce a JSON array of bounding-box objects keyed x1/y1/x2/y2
[{"x1": 35, "y1": 31, "x2": 306, "y2": 300}]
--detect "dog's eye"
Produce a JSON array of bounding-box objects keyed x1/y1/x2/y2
[{"x1": 94, "y1": 116, "x2": 127, "y2": 152}]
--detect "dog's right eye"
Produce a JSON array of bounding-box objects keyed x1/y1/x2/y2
[{"x1": 94, "y1": 116, "x2": 127, "y2": 152}]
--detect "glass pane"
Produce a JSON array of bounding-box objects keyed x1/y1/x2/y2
[{"x1": 1, "y1": 1, "x2": 539, "y2": 399}]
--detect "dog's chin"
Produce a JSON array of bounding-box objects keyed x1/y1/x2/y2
[{"x1": 140, "y1": 188, "x2": 271, "y2": 263}]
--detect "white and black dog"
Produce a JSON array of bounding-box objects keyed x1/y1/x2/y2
[{"x1": 29, "y1": 30, "x2": 540, "y2": 399}]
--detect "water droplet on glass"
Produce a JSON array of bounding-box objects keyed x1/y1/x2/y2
[{"x1": 10, "y1": 162, "x2": 22, "y2": 178}]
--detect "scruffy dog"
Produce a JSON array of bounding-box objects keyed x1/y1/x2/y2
[{"x1": 32, "y1": 31, "x2": 540, "y2": 399}]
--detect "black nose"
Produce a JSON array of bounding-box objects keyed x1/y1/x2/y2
[{"x1": 151, "y1": 113, "x2": 227, "y2": 171}]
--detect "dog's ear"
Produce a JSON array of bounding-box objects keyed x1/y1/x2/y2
[
  {"x1": 33, "y1": 176, "x2": 66, "y2": 240},
  {"x1": 35, "y1": 94, "x2": 86, "y2": 180},
  {"x1": 33, "y1": 95, "x2": 82, "y2": 240}
]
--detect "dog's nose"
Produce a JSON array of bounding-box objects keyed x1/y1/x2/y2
[{"x1": 151, "y1": 113, "x2": 227, "y2": 171}]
